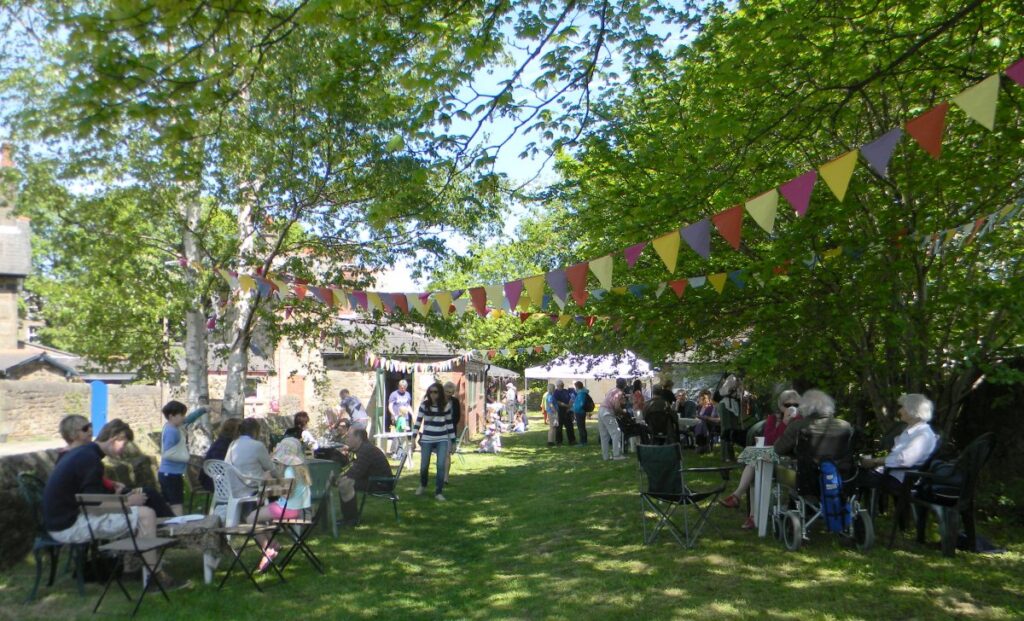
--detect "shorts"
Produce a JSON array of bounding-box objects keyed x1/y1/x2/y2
[
  {"x1": 267, "y1": 501, "x2": 302, "y2": 520},
  {"x1": 50, "y1": 506, "x2": 139, "y2": 544},
  {"x1": 158, "y1": 472, "x2": 185, "y2": 505}
]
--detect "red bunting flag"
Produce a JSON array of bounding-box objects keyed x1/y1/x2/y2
[
  {"x1": 572, "y1": 289, "x2": 589, "y2": 307},
  {"x1": 487, "y1": 350, "x2": 496, "y2": 359},
  {"x1": 534, "y1": 346, "x2": 544, "y2": 353},
  {"x1": 294, "y1": 284, "x2": 307, "y2": 300},
  {"x1": 565, "y1": 262, "x2": 589, "y2": 305},
  {"x1": 905, "y1": 103, "x2": 949, "y2": 159},
  {"x1": 585, "y1": 316, "x2": 596, "y2": 327},
  {"x1": 518, "y1": 312, "x2": 532, "y2": 323},
  {"x1": 394, "y1": 294, "x2": 409, "y2": 314},
  {"x1": 668, "y1": 279, "x2": 688, "y2": 298},
  {"x1": 711, "y1": 205, "x2": 743, "y2": 250},
  {"x1": 469, "y1": 287, "x2": 488, "y2": 317}
]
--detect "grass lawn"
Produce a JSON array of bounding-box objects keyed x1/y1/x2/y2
[{"x1": 3, "y1": 422, "x2": 1021, "y2": 620}]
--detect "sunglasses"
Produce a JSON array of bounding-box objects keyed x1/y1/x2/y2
[
  {"x1": 783, "y1": 403, "x2": 799, "y2": 408},
  {"x1": 428, "y1": 390, "x2": 439, "y2": 394},
  {"x1": 81, "y1": 424, "x2": 93, "y2": 433}
]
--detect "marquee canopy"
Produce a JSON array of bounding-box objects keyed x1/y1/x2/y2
[{"x1": 524, "y1": 350, "x2": 653, "y2": 380}]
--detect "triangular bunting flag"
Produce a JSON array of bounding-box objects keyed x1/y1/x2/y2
[
  {"x1": 546, "y1": 269, "x2": 569, "y2": 301},
  {"x1": 571, "y1": 288, "x2": 589, "y2": 307},
  {"x1": 627, "y1": 284, "x2": 647, "y2": 298},
  {"x1": 410, "y1": 294, "x2": 431, "y2": 316},
  {"x1": 293, "y1": 284, "x2": 307, "y2": 300},
  {"x1": 523, "y1": 275, "x2": 545, "y2": 308},
  {"x1": 365, "y1": 292, "x2": 382, "y2": 313},
  {"x1": 654, "y1": 282, "x2": 667, "y2": 298},
  {"x1": 557, "y1": 315, "x2": 572, "y2": 328},
  {"x1": 434, "y1": 291, "x2": 453, "y2": 317},
  {"x1": 744, "y1": 190, "x2": 778, "y2": 234},
  {"x1": 1005, "y1": 58, "x2": 1024, "y2": 87},
  {"x1": 518, "y1": 312, "x2": 532, "y2": 323},
  {"x1": 680, "y1": 219, "x2": 711, "y2": 259},
  {"x1": 353, "y1": 291, "x2": 369, "y2": 310},
  {"x1": 469, "y1": 287, "x2": 487, "y2": 317},
  {"x1": 589, "y1": 255, "x2": 613, "y2": 290},
  {"x1": 551, "y1": 294, "x2": 567, "y2": 310},
  {"x1": 860, "y1": 128, "x2": 903, "y2": 177},
  {"x1": 779, "y1": 170, "x2": 817, "y2": 216},
  {"x1": 394, "y1": 294, "x2": 409, "y2": 314},
  {"x1": 378, "y1": 292, "x2": 396, "y2": 313},
  {"x1": 707, "y1": 272, "x2": 728, "y2": 293},
  {"x1": 453, "y1": 297, "x2": 470, "y2": 315},
  {"x1": 727, "y1": 270, "x2": 746, "y2": 289},
  {"x1": 590, "y1": 289, "x2": 607, "y2": 301},
  {"x1": 565, "y1": 262, "x2": 589, "y2": 301},
  {"x1": 484, "y1": 285, "x2": 504, "y2": 309},
  {"x1": 668, "y1": 279, "x2": 687, "y2": 298},
  {"x1": 688, "y1": 276, "x2": 706, "y2": 288},
  {"x1": 237, "y1": 274, "x2": 256, "y2": 293},
  {"x1": 819, "y1": 150, "x2": 858, "y2": 202},
  {"x1": 652, "y1": 231, "x2": 681, "y2": 273},
  {"x1": 711, "y1": 205, "x2": 743, "y2": 250},
  {"x1": 905, "y1": 103, "x2": 949, "y2": 159},
  {"x1": 952, "y1": 74, "x2": 999, "y2": 131},
  {"x1": 624, "y1": 242, "x2": 647, "y2": 268},
  {"x1": 503, "y1": 280, "x2": 524, "y2": 310}
]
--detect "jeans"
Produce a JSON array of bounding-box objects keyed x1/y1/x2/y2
[
  {"x1": 419, "y1": 440, "x2": 449, "y2": 495},
  {"x1": 574, "y1": 412, "x2": 588, "y2": 445}
]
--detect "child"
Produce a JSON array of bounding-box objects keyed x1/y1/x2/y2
[
  {"x1": 247, "y1": 437, "x2": 312, "y2": 573},
  {"x1": 478, "y1": 414, "x2": 503, "y2": 453},
  {"x1": 512, "y1": 412, "x2": 525, "y2": 433},
  {"x1": 158, "y1": 400, "x2": 190, "y2": 516}
]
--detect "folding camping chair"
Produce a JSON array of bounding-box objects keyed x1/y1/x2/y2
[
  {"x1": 636, "y1": 443, "x2": 736, "y2": 548},
  {"x1": 75, "y1": 493, "x2": 178, "y2": 617},
  {"x1": 17, "y1": 472, "x2": 87, "y2": 603},
  {"x1": 275, "y1": 472, "x2": 337, "y2": 575},
  {"x1": 216, "y1": 478, "x2": 294, "y2": 592},
  {"x1": 358, "y1": 452, "x2": 404, "y2": 524}
]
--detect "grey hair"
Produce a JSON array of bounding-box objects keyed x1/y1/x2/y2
[
  {"x1": 799, "y1": 389, "x2": 836, "y2": 417},
  {"x1": 443, "y1": 381, "x2": 456, "y2": 392},
  {"x1": 777, "y1": 389, "x2": 801, "y2": 412},
  {"x1": 898, "y1": 393, "x2": 933, "y2": 423},
  {"x1": 59, "y1": 414, "x2": 90, "y2": 444},
  {"x1": 398, "y1": 380, "x2": 408, "y2": 388}
]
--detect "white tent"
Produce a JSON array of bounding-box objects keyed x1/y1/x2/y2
[{"x1": 524, "y1": 350, "x2": 654, "y2": 380}]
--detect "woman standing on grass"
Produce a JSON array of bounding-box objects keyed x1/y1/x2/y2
[{"x1": 416, "y1": 381, "x2": 455, "y2": 501}]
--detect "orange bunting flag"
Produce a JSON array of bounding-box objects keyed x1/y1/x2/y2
[
  {"x1": 708, "y1": 272, "x2": 728, "y2": 294},
  {"x1": 668, "y1": 279, "x2": 688, "y2": 298},
  {"x1": 394, "y1": 294, "x2": 409, "y2": 314},
  {"x1": 711, "y1": 205, "x2": 743, "y2": 250},
  {"x1": 818, "y1": 150, "x2": 859, "y2": 202},
  {"x1": 905, "y1": 103, "x2": 949, "y2": 159},
  {"x1": 469, "y1": 287, "x2": 488, "y2": 317},
  {"x1": 565, "y1": 262, "x2": 589, "y2": 304}
]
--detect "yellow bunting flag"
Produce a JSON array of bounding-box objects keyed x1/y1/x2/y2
[
  {"x1": 407, "y1": 293, "x2": 430, "y2": 316},
  {"x1": 237, "y1": 274, "x2": 256, "y2": 293},
  {"x1": 589, "y1": 255, "x2": 614, "y2": 290},
  {"x1": 652, "y1": 231, "x2": 681, "y2": 274},
  {"x1": 484, "y1": 285, "x2": 504, "y2": 308},
  {"x1": 745, "y1": 190, "x2": 778, "y2": 234},
  {"x1": 708, "y1": 272, "x2": 728, "y2": 294},
  {"x1": 557, "y1": 314, "x2": 572, "y2": 327},
  {"x1": 611, "y1": 287, "x2": 628, "y2": 295},
  {"x1": 517, "y1": 292, "x2": 532, "y2": 312},
  {"x1": 366, "y1": 292, "x2": 383, "y2": 313},
  {"x1": 434, "y1": 291, "x2": 453, "y2": 317},
  {"x1": 332, "y1": 289, "x2": 350, "y2": 310},
  {"x1": 952, "y1": 74, "x2": 999, "y2": 131},
  {"x1": 269, "y1": 277, "x2": 288, "y2": 296},
  {"x1": 819, "y1": 150, "x2": 858, "y2": 202},
  {"x1": 523, "y1": 275, "x2": 545, "y2": 307},
  {"x1": 490, "y1": 309, "x2": 505, "y2": 319},
  {"x1": 823, "y1": 247, "x2": 843, "y2": 260}
]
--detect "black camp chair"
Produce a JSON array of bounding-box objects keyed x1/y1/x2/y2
[
  {"x1": 897, "y1": 432, "x2": 995, "y2": 557},
  {"x1": 636, "y1": 443, "x2": 736, "y2": 548},
  {"x1": 16, "y1": 472, "x2": 87, "y2": 603}
]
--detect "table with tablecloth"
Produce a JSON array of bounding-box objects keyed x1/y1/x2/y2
[{"x1": 737, "y1": 446, "x2": 781, "y2": 538}]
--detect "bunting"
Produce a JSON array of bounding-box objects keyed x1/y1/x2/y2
[
  {"x1": 711, "y1": 205, "x2": 743, "y2": 250},
  {"x1": 779, "y1": 170, "x2": 817, "y2": 216},
  {"x1": 680, "y1": 219, "x2": 711, "y2": 258},
  {"x1": 745, "y1": 190, "x2": 778, "y2": 234},
  {"x1": 589, "y1": 255, "x2": 613, "y2": 290},
  {"x1": 819, "y1": 150, "x2": 859, "y2": 202},
  {"x1": 952, "y1": 74, "x2": 999, "y2": 130},
  {"x1": 905, "y1": 103, "x2": 949, "y2": 159},
  {"x1": 860, "y1": 128, "x2": 903, "y2": 178},
  {"x1": 652, "y1": 231, "x2": 681, "y2": 273}
]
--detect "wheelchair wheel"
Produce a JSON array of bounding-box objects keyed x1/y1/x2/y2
[
  {"x1": 782, "y1": 510, "x2": 803, "y2": 551},
  {"x1": 852, "y1": 509, "x2": 874, "y2": 552}
]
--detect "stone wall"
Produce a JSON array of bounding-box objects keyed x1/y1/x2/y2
[{"x1": 0, "y1": 380, "x2": 168, "y2": 443}]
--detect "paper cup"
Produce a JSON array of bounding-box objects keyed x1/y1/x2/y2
[{"x1": 755, "y1": 436, "x2": 766, "y2": 448}]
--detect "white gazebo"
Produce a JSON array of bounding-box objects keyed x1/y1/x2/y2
[{"x1": 524, "y1": 350, "x2": 653, "y2": 381}]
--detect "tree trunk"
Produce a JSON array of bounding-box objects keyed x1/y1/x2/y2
[
  {"x1": 182, "y1": 194, "x2": 209, "y2": 410},
  {"x1": 221, "y1": 195, "x2": 257, "y2": 419}
]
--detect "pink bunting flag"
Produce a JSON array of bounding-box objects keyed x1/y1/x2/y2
[
  {"x1": 624, "y1": 242, "x2": 647, "y2": 268},
  {"x1": 504, "y1": 280, "x2": 524, "y2": 310},
  {"x1": 352, "y1": 291, "x2": 368, "y2": 310},
  {"x1": 1006, "y1": 58, "x2": 1024, "y2": 87},
  {"x1": 779, "y1": 170, "x2": 817, "y2": 217}
]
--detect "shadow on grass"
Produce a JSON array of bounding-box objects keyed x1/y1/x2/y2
[{"x1": 2, "y1": 425, "x2": 1021, "y2": 620}]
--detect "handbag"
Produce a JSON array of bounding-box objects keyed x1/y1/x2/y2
[{"x1": 163, "y1": 431, "x2": 190, "y2": 462}]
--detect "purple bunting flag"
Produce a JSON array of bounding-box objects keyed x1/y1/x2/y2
[
  {"x1": 546, "y1": 269, "x2": 569, "y2": 302},
  {"x1": 680, "y1": 219, "x2": 711, "y2": 259},
  {"x1": 504, "y1": 280, "x2": 524, "y2": 310},
  {"x1": 860, "y1": 128, "x2": 903, "y2": 178},
  {"x1": 624, "y1": 242, "x2": 647, "y2": 268},
  {"x1": 779, "y1": 170, "x2": 817, "y2": 217}
]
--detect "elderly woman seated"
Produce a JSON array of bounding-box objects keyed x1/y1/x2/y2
[{"x1": 854, "y1": 393, "x2": 938, "y2": 497}]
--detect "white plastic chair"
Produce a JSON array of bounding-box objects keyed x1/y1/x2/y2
[{"x1": 203, "y1": 459, "x2": 260, "y2": 527}]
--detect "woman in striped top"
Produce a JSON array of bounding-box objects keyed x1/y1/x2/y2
[{"x1": 416, "y1": 381, "x2": 455, "y2": 501}]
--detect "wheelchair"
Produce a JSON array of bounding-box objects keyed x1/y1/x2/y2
[{"x1": 770, "y1": 435, "x2": 875, "y2": 552}]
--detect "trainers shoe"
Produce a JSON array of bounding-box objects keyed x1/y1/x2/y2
[
  {"x1": 719, "y1": 494, "x2": 740, "y2": 509},
  {"x1": 435, "y1": 494, "x2": 446, "y2": 501},
  {"x1": 415, "y1": 486, "x2": 425, "y2": 496},
  {"x1": 741, "y1": 516, "x2": 756, "y2": 530}
]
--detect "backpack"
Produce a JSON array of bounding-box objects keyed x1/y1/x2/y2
[
  {"x1": 583, "y1": 393, "x2": 595, "y2": 413},
  {"x1": 819, "y1": 460, "x2": 849, "y2": 533}
]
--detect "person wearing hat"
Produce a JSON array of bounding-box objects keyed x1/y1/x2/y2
[{"x1": 244, "y1": 436, "x2": 312, "y2": 572}]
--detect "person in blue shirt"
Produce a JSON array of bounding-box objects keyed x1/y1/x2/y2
[
  {"x1": 158, "y1": 400, "x2": 189, "y2": 516},
  {"x1": 571, "y1": 381, "x2": 591, "y2": 445}
]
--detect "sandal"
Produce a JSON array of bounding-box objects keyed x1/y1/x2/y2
[
  {"x1": 719, "y1": 494, "x2": 740, "y2": 509},
  {"x1": 257, "y1": 547, "x2": 278, "y2": 573}
]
